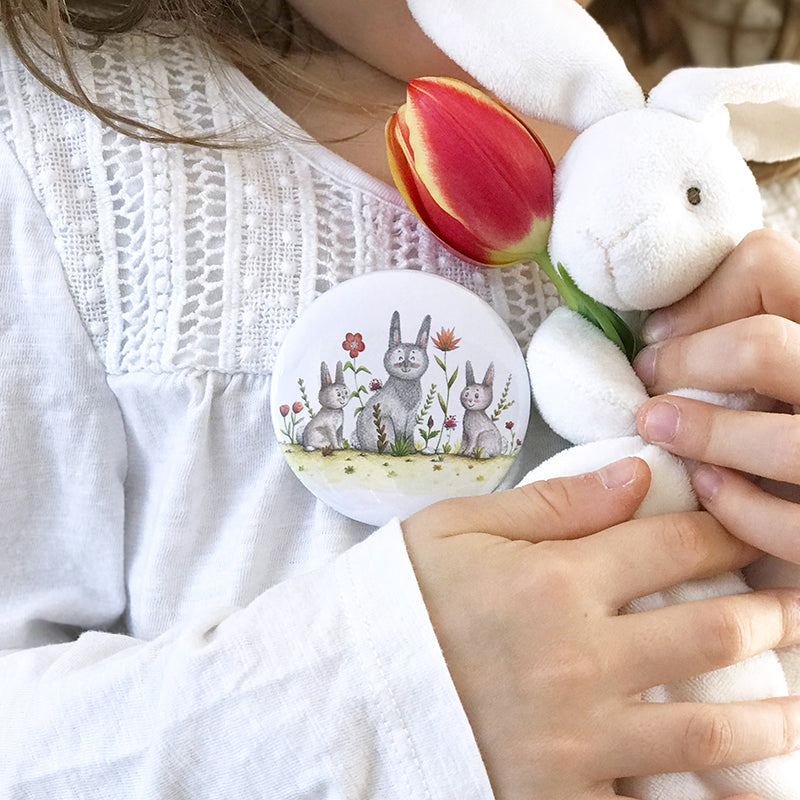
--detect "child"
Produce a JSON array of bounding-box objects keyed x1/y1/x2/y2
[{"x1": 0, "y1": 1, "x2": 798, "y2": 798}]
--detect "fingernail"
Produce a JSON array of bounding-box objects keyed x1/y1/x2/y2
[
  {"x1": 641, "y1": 311, "x2": 672, "y2": 344},
  {"x1": 641, "y1": 400, "x2": 679, "y2": 444},
  {"x1": 633, "y1": 345, "x2": 657, "y2": 386},
  {"x1": 599, "y1": 457, "x2": 638, "y2": 489},
  {"x1": 692, "y1": 465, "x2": 723, "y2": 502}
]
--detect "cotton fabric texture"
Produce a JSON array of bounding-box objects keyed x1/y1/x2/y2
[{"x1": 0, "y1": 28, "x2": 560, "y2": 798}]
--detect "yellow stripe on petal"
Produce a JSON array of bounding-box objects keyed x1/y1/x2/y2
[{"x1": 386, "y1": 110, "x2": 425, "y2": 221}]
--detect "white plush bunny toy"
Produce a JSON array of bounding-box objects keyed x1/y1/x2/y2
[{"x1": 404, "y1": 0, "x2": 800, "y2": 798}]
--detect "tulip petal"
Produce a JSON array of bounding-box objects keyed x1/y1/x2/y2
[
  {"x1": 386, "y1": 77, "x2": 556, "y2": 266},
  {"x1": 405, "y1": 78, "x2": 553, "y2": 253},
  {"x1": 387, "y1": 108, "x2": 504, "y2": 264}
]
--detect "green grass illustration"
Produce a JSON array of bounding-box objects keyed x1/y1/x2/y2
[{"x1": 281, "y1": 445, "x2": 513, "y2": 496}]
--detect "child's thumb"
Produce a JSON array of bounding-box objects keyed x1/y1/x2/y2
[{"x1": 405, "y1": 457, "x2": 651, "y2": 544}]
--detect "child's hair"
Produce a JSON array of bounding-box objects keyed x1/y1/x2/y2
[
  {"x1": 4, "y1": 0, "x2": 799, "y2": 179},
  {"x1": 1, "y1": 0, "x2": 328, "y2": 145}
]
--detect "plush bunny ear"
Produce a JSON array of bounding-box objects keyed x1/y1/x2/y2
[
  {"x1": 405, "y1": 0, "x2": 644, "y2": 131},
  {"x1": 648, "y1": 63, "x2": 800, "y2": 162}
]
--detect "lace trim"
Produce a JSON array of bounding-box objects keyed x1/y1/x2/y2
[
  {"x1": 5, "y1": 30, "x2": 798, "y2": 380},
  {"x1": 0, "y1": 30, "x2": 554, "y2": 377}
]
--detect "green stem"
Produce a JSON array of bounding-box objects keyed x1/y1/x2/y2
[
  {"x1": 532, "y1": 250, "x2": 640, "y2": 363},
  {"x1": 433, "y1": 351, "x2": 450, "y2": 454}
]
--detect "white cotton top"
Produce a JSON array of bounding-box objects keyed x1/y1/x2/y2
[
  {"x1": 0, "y1": 27, "x2": 568, "y2": 798},
  {"x1": 1, "y1": 24, "x2": 799, "y2": 799}
]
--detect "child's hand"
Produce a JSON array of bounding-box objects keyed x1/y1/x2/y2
[
  {"x1": 633, "y1": 229, "x2": 800, "y2": 562},
  {"x1": 402, "y1": 457, "x2": 800, "y2": 800}
]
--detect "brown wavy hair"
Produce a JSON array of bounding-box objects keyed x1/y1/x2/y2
[
  {"x1": 0, "y1": 0, "x2": 326, "y2": 144},
  {"x1": 3, "y1": 0, "x2": 800, "y2": 177}
]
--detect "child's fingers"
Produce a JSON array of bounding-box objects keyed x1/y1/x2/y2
[
  {"x1": 609, "y1": 696, "x2": 800, "y2": 779},
  {"x1": 613, "y1": 793, "x2": 766, "y2": 800},
  {"x1": 579, "y1": 511, "x2": 759, "y2": 609},
  {"x1": 713, "y1": 797, "x2": 768, "y2": 800},
  {"x1": 402, "y1": 456, "x2": 651, "y2": 544},
  {"x1": 712, "y1": 797, "x2": 768, "y2": 800},
  {"x1": 614, "y1": 795, "x2": 764, "y2": 800},
  {"x1": 638, "y1": 395, "x2": 800, "y2": 485},
  {"x1": 690, "y1": 464, "x2": 800, "y2": 563},
  {"x1": 634, "y1": 315, "x2": 800, "y2": 403},
  {"x1": 641, "y1": 228, "x2": 800, "y2": 344},
  {"x1": 613, "y1": 589, "x2": 800, "y2": 694}
]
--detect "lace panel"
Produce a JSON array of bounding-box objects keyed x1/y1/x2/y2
[
  {"x1": 0, "y1": 29, "x2": 567, "y2": 378},
  {"x1": 4, "y1": 29, "x2": 800, "y2": 382},
  {"x1": 237, "y1": 146, "x2": 307, "y2": 375}
]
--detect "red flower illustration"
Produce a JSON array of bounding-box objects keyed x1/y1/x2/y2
[
  {"x1": 369, "y1": 378, "x2": 383, "y2": 392},
  {"x1": 444, "y1": 415, "x2": 457, "y2": 430},
  {"x1": 342, "y1": 332, "x2": 366, "y2": 359},
  {"x1": 279, "y1": 404, "x2": 290, "y2": 417},
  {"x1": 292, "y1": 401, "x2": 304, "y2": 414},
  {"x1": 505, "y1": 420, "x2": 515, "y2": 430}
]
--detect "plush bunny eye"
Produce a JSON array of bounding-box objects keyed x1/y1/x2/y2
[{"x1": 686, "y1": 186, "x2": 702, "y2": 206}]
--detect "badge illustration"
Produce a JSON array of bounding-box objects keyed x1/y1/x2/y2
[{"x1": 271, "y1": 271, "x2": 530, "y2": 525}]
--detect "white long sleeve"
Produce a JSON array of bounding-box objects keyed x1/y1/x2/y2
[
  {"x1": 0, "y1": 128, "x2": 493, "y2": 796},
  {"x1": 0, "y1": 28, "x2": 515, "y2": 795},
  {"x1": 0, "y1": 132, "x2": 127, "y2": 650}
]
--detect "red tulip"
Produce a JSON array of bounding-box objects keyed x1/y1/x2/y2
[{"x1": 386, "y1": 77, "x2": 554, "y2": 267}]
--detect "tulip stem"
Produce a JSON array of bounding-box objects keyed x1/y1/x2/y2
[{"x1": 532, "y1": 250, "x2": 640, "y2": 363}]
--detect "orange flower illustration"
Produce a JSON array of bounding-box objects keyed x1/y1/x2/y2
[{"x1": 432, "y1": 327, "x2": 461, "y2": 352}]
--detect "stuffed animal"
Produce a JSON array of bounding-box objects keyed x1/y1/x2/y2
[{"x1": 402, "y1": 1, "x2": 800, "y2": 797}]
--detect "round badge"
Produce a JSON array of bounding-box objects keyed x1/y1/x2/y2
[{"x1": 271, "y1": 271, "x2": 530, "y2": 525}]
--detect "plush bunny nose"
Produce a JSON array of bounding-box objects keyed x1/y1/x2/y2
[{"x1": 590, "y1": 222, "x2": 640, "y2": 284}]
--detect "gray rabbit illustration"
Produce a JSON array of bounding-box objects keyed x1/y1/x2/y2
[
  {"x1": 355, "y1": 311, "x2": 432, "y2": 452},
  {"x1": 459, "y1": 361, "x2": 502, "y2": 459},
  {"x1": 301, "y1": 361, "x2": 349, "y2": 451}
]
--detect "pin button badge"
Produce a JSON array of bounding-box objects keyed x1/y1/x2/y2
[{"x1": 271, "y1": 271, "x2": 530, "y2": 525}]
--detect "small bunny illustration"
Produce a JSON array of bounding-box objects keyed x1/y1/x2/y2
[
  {"x1": 459, "y1": 360, "x2": 502, "y2": 459},
  {"x1": 301, "y1": 361, "x2": 349, "y2": 451},
  {"x1": 355, "y1": 311, "x2": 431, "y2": 452},
  {"x1": 404, "y1": 0, "x2": 800, "y2": 796}
]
